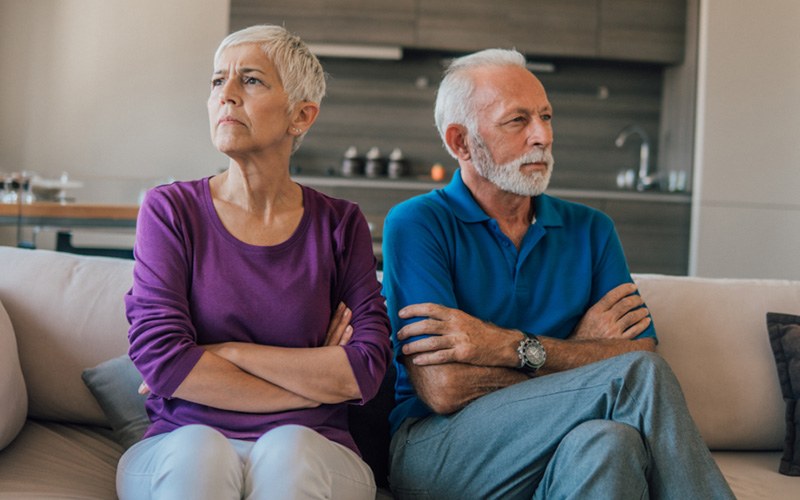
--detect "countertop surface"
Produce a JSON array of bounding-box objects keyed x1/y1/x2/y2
[
  {"x1": 0, "y1": 202, "x2": 139, "y2": 219},
  {"x1": 293, "y1": 175, "x2": 692, "y2": 204}
]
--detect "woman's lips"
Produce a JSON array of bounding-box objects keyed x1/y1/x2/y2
[{"x1": 218, "y1": 116, "x2": 244, "y2": 126}]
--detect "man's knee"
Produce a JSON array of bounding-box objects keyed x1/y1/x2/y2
[
  {"x1": 616, "y1": 350, "x2": 677, "y2": 385},
  {"x1": 565, "y1": 420, "x2": 645, "y2": 453},
  {"x1": 559, "y1": 420, "x2": 648, "y2": 470}
]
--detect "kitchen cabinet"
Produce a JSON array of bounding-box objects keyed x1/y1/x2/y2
[
  {"x1": 230, "y1": 0, "x2": 686, "y2": 64},
  {"x1": 229, "y1": 0, "x2": 416, "y2": 46},
  {"x1": 599, "y1": 0, "x2": 687, "y2": 63},
  {"x1": 416, "y1": 0, "x2": 598, "y2": 58}
]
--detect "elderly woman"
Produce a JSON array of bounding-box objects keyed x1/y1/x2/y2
[{"x1": 118, "y1": 25, "x2": 390, "y2": 499}]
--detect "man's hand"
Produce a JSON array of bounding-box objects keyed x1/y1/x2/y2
[
  {"x1": 398, "y1": 303, "x2": 521, "y2": 367},
  {"x1": 570, "y1": 283, "x2": 651, "y2": 341}
]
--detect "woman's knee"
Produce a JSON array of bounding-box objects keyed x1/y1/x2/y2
[
  {"x1": 164, "y1": 425, "x2": 239, "y2": 472},
  {"x1": 118, "y1": 425, "x2": 242, "y2": 500}
]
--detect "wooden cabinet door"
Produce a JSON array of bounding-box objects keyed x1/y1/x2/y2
[
  {"x1": 230, "y1": 0, "x2": 416, "y2": 46},
  {"x1": 415, "y1": 0, "x2": 514, "y2": 52},
  {"x1": 415, "y1": 0, "x2": 598, "y2": 58},
  {"x1": 598, "y1": 0, "x2": 687, "y2": 63},
  {"x1": 506, "y1": 0, "x2": 598, "y2": 58}
]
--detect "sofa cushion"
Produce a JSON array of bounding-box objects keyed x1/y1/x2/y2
[
  {"x1": 82, "y1": 354, "x2": 149, "y2": 449},
  {"x1": 0, "y1": 420, "x2": 121, "y2": 499},
  {"x1": 766, "y1": 312, "x2": 800, "y2": 476},
  {"x1": 633, "y1": 274, "x2": 800, "y2": 450},
  {"x1": 0, "y1": 298, "x2": 27, "y2": 450},
  {"x1": 0, "y1": 247, "x2": 134, "y2": 425}
]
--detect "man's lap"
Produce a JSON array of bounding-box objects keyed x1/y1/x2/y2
[{"x1": 388, "y1": 351, "x2": 667, "y2": 499}]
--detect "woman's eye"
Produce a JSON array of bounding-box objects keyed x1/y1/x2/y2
[
  {"x1": 244, "y1": 77, "x2": 261, "y2": 85},
  {"x1": 211, "y1": 78, "x2": 224, "y2": 87}
]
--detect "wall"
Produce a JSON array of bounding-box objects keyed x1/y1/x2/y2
[
  {"x1": 0, "y1": 0, "x2": 230, "y2": 204},
  {"x1": 691, "y1": 0, "x2": 800, "y2": 279}
]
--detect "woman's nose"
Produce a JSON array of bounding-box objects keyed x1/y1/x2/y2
[{"x1": 218, "y1": 80, "x2": 240, "y2": 105}]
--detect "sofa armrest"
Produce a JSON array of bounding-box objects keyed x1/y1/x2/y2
[{"x1": 0, "y1": 298, "x2": 27, "y2": 450}]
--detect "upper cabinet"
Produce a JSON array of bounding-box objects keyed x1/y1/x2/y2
[
  {"x1": 230, "y1": 0, "x2": 686, "y2": 64},
  {"x1": 416, "y1": 0, "x2": 598, "y2": 59},
  {"x1": 598, "y1": 0, "x2": 687, "y2": 63},
  {"x1": 229, "y1": 0, "x2": 416, "y2": 46}
]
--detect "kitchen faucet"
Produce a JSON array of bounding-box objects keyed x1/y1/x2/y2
[{"x1": 615, "y1": 124, "x2": 656, "y2": 191}]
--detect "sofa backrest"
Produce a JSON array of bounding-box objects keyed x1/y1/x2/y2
[
  {"x1": 634, "y1": 273, "x2": 800, "y2": 451},
  {"x1": 0, "y1": 247, "x2": 133, "y2": 425},
  {"x1": 1, "y1": 247, "x2": 797, "y2": 452}
]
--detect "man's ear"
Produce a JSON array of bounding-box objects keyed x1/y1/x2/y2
[
  {"x1": 445, "y1": 124, "x2": 471, "y2": 160},
  {"x1": 289, "y1": 101, "x2": 320, "y2": 135}
]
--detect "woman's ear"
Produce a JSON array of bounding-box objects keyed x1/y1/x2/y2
[
  {"x1": 445, "y1": 124, "x2": 471, "y2": 160},
  {"x1": 289, "y1": 101, "x2": 320, "y2": 136}
]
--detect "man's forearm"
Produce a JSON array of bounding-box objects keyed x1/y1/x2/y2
[
  {"x1": 537, "y1": 337, "x2": 656, "y2": 375},
  {"x1": 405, "y1": 337, "x2": 655, "y2": 414},
  {"x1": 406, "y1": 357, "x2": 528, "y2": 415}
]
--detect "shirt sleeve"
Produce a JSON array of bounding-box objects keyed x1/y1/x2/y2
[
  {"x1": 381, "y1": 199, "x2": 459, "y2": 360},
  {"x1": 589, "y1": 212, "x2": 657, "y2": 340},
  {"x1": 124, "y1": 187, "x2": 205, "y2": 397},
  {"x1": 334, "y1": 204, "x2": 392, "y2": 405}
]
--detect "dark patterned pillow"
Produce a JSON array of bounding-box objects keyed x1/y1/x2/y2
[{"x1": 766, "y1": 312, "x2": 800, "y2": 476}]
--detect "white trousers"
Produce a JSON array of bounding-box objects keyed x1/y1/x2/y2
[{"x1": 117, "y1": 424, "x2": 376, "y2": 500}]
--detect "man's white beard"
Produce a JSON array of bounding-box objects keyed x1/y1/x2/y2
[{"x1": 469, "y1": 133, "x2": 554, "y2": 197}]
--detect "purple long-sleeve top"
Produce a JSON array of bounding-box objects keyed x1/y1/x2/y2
[{"x1": 124, "y1": 177, "x2": 391, "y2": 454}]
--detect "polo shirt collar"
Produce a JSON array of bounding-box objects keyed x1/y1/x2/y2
[{"x1": 443, "y1": 168, "x2": 564, "y2": 228}]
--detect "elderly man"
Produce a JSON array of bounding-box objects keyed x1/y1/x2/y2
[{"x1": 381, "y1": 49, "x2": 734, "y2": 499}]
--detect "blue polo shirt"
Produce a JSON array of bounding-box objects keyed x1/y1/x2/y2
[{"x1": 381, "y1": 169, "x2": 656, "y2": 434}]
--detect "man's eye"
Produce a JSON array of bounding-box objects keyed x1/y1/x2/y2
[
  {"x1": 541, "y1": 114, "x2": 553, "y2": 122},
  {"x1": 211, "y1": 78, "x2": 224, "y2": 87}
]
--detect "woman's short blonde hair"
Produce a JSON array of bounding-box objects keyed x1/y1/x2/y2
[{"x1": 214, "y1": 25, "x2": 326, "y2": 152}]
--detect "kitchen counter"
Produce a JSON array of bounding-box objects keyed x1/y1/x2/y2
[
  {"x1": 292, "y1": 175, "x2": 691, "y2": 204},
  {"x1": 0, "y1": 202, "x2": 139, "y2": 228}
]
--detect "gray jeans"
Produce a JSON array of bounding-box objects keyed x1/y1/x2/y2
[{"x1": 389, "y1": 351, "x2": 735, "y2": 500}]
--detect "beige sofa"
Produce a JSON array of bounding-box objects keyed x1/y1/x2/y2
[{"x1": 0, "y1": 246, "x2": 798, "y2": 499}]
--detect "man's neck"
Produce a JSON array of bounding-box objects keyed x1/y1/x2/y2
[{"x1": 461, "y1": 166, "x2": 533, "y2": 249}]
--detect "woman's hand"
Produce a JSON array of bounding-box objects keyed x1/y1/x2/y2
[{"x1": 324, "y1": 302, "x2": 354, "y2": 346}]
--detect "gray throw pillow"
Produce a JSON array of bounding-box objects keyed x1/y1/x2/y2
[
  {"x1": 766, "y1": 312, "x2": 800, "y2": 476},
  {"x1": 81, "y1": 354, "x2": 149, "y2": 449}
]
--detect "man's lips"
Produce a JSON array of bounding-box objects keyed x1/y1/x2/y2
[{"x1": 522, "y1": 161, "x2": 548, "y2": 171}]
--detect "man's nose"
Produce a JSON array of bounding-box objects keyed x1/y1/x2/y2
[{"x1": 527, "y1": 119, "x2": 552, "y2": 149}]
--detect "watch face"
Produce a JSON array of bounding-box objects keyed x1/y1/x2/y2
[{"x1": 526, "y1": 345, "x2": 546, "y2": 366}]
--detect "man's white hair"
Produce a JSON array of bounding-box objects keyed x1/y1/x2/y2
[{"x1": 434, "y1": 49, "x2": 527, "y2": 158}]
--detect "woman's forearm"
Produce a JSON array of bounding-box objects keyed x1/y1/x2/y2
[
  {"x1": 171, "y1": 351, "x2": 320, "y2": 412},
  {"x1": 207, "y1": 342, "x2": 361, "y2": 404}
]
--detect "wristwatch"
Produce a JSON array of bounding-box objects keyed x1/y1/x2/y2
[{"x1": 517, "y1": 333, "x2": 547, "y2": 373}]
